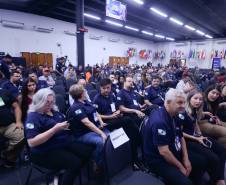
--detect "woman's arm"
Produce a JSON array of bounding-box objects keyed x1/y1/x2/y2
[{"x1": 28, "y1": 121, "x2": 69, "y2": 147}]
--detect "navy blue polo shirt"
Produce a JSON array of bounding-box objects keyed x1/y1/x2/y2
[
  {"x1": 111, "y1": 84, "x2": 120, "y2": 95},
  {"x1": 37, "y1": 80, "x2": 48, "y2": 90},
  {"x1": 25, "y1": 111, "x2": 73, "y2": 154},
  {"x1": 1, "y1": 80, "x2": 19, "y2": 99},
  {"x1": 144, "y1": 86, "x2": 164, "y2": 106},
  {"x1": 67, "y1": 100, "x2": 100, "y2": 137},
  {"x1": 116, "y1": 89, "x2": 141, "y2": 110},
  {"x1": 143, "y1": 107, "x2": 183, "y2": 165},
  {"x1": 176, "y1": 112, "x2": 197, "y2": 136},
  {"x1": 93, "y1": 92, "x2": 117, "y2": 115},
  {"x1": 0, "y1": 60, "x2": 10, "y2": 79}
]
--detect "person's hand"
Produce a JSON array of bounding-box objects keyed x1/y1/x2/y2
[
  {"x1": 203, "y1": 111, "x2": 213, "y2": 117},
  {"x1": 15, "y1": 122, "x2": 24, "y2": 129},
  {"x1": 53, "y1": 121, "x2": 69, "y2": 132},
  {"x1": 99, "y1": 122, "x2": 107, "y2": 129},
  {"x1": 196, "y1": 136, "x2": 208, "y2": 146},
  {"x1": 100, "y1": 133, "x2": 107, "y2": 142},
  {"x1": 183, "y1": 159, "x2": 192, "y2": 176},
  {"x1": 179, "y1": 165, "x2": 187, "y2": 176},
  {"x1": 215, "y1": 117, "x2": 223, "y2": 126},
  {"x1": 140, "y1": 104, "x2": 147, "y2": 109},
  {"x1": 135, "y1": 110, "x2": 145, "y2": 118}
]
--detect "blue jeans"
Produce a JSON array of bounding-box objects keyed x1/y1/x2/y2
[{"x1": 76, "y1": 129, "x2": 110, "y2": 166}]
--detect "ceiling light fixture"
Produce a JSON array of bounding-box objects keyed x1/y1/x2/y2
[
  {"x1": 84, "y1": 13, "x2": 101, "y2": 20},
  {"x1": 205, "y1": 34, "x2": 213, "y2": 39},
  {"x1": 150, "y1": 7, "x2": 168, "y2": 18},
  {"x1": 155, "y1": 34, "x2": 165, "y2": 39},
  {"x1": 132, "y1": 0, "x2": 144, "y2": 5},
  {"x1": 169, "y1": 17, "x2": 184, "y2": 26},
  {"x1": 184, "y1": 25, "x2": 196, "y2": 31},
  {"x1": 105, "y1": 20, "x2": 123, "y2": 27},
  {"x1": 141, "y1": 30, "x2": 154, "y2": 36},
  {"x1": 196, "y1": 30, "x2": 205, "y2": 35},
  {"x1": 125, "y1": 25, "x2": 139, "y2": 32},
  {"x1": 166, "y1": 37, "x2": 175, "y2": 41}
]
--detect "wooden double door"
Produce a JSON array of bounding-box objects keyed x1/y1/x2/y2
[{"x1": 21, "y1": 52, "x2": 53, "y2": 68}]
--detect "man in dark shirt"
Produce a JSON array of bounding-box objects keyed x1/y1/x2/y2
[
  {"x1": 0, "y1": 88, "x2": 24, "y2": 167},
  {"x1": 144, "y1": 76, "x2": 164, "y2": 107},
  {"x1": 93, "y1": 78, "x2": 142, "y2": 169},
  {"x1": 1, "y1": 70, "x2": 22, "y2": 99},
  {"x1": 143, "y1": 88, "x2": 205, "y2": 185},
  {"x1": 0, "y1": 54, "x2": 11, "y2": 79},
  {"x1": 117, "y1": 76, "x2": 146, "y2": 126}
]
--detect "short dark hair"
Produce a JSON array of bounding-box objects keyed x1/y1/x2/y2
[
  {"x1": 3, "y1": 54, "x2": 12, "y2": 59},
  {"x1": 152, "y1": 75, "x2": 161, "y2": 81},
  {"x1": 100, "y1": 78, "x2": 111, "y2": 87},
  {"x1": 10, "y1": 70, "x2": 20, "y2": 77}
]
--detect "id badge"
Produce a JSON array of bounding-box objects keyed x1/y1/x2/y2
[
  {"x1": 110, "y1": 103, "x2": 116, "y2": 112},
  {"x1": 93, "y1": 112, "x2": 98, "y2": 122},
  {"x1": 133, "y1": 99, "x2": 138, "y2": 106},
  {"x1": 175, "y1": 136, "x2": 181, "y2": 151},
  {"x1": 0, "y1": 97, "x2": 5, "y2": 107}
]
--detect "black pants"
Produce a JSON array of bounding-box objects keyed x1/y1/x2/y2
[
  {"x1": 31, "y1": 142, "x2": 93, "y2": 185},
  {"x1": 148, "y1": 152, "x2": 206, "y2": 185},
  {"x1": 124, "y1": 113, "x2": 144, "y2": 127},
  {"x1": 105, "y1": 116, "x2": 140, "y2": 162},
  {"x1": 187, "y1": 139, "x2": 226, "y2": 183}
]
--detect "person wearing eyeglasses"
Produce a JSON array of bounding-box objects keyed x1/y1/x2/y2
[
  {"x1": 25, "y1": 88, "x2": 92, "y2": 185},
  {"x1": 38, "y1": 66, "x2": 55, "y2": 87}
]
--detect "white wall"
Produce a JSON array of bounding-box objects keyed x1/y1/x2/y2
[
  {"x1": 0, "y1": 9, "x2": 226, "y2": 69},
  {"x1": 0, "y1": 9, "x2": 154, "y2": 67},
  {"x1": 156, "y1": 39, "x2": 226, "y2": 69}
]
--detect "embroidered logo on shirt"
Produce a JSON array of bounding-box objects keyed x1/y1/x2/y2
[
  {"x1": 144, "y1": 92, "x2": 148, "y2": 96},
  {"x1": 158, "y1": 129, "x2": 166, "y2": 136},
  {"x1": 178, "y1": 114, "x2": 185, "y2": 120},
  {"x1": 93, "y1": 104, "x2": 98, "y2": 108},
  {"x1": 75, "y1": 109, "x2": 82, "y2": 115},
  {"x1": 117, "y1": 97, "x2": 121, "y2": 100},
  {"x1": 26, "y1": 123, "x2": 34, "y2": 129}
]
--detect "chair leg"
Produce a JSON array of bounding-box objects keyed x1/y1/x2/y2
[
  {"x1": 79, "y1": 172, "x2": 82, "y2": 185},
  {"x1": 24, "y1": 167, "x2": 33, "y2": 185}
]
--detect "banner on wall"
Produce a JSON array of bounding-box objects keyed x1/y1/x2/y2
[{"x1": 212, "y1": 57, "x2": 221, "y2": 70}]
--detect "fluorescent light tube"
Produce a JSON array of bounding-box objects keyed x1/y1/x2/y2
[
  {"x1": 133, "y1": 0, "x2": 144, "y2": 5},
  {"x1": 141, "y1": 30, "x2": 154, "y2": 36},
  {"x1": 184, "y1": 25, "x2": 196, "y2": 31},
  {"x1": 125, "y1": 26, "x2": 139, "y2": 32},
  {"x1": 105, "y1": 20, "x2": 123, "y2": 27},
  {"x1": 169, "y1": 17, "x2": 184, "y2": 26},
  {"x1": 196, "y1": 30, "x2": 205, "y2": 35},
  {"x1": 84, "y1": 13, "x2": 101, "y2": 20},
  {"x1": 205, "y1": 34, "x2": 213, "y2": 39},
  {"x1": 150, "y1": 7, "x2": 168, "y2": 18},
  {"x1": 155, "y1": 34, "x2": 165, "y2": 39},
  {"x1": 166, "y1": 37, "x2": 175, "y2": 41}
]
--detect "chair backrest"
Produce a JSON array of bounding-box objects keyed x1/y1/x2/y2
[
  {"x1": 55, "y1": 94, "x2": 66, "y2": 114},
  {"x1": 52, "y1": 85, "x2": 66, "y2": 96},
  {"x1": 66, "y1": 79, "x2": 76, "y2": 90},
  {"x1": 88, "y1": 89, "x2": 98, "y2": 101},
  {"x1": 104, "y1": 136, "x2": 132, "y2": 178}
]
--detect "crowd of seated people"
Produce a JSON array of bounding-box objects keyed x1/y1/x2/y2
[{"x1": 0, "y1": 54, "x2": 226, "y2": 185}]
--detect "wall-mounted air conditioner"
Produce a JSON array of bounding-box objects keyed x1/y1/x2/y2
[
  {"x1": 124, "y1": 40, "x2": 135, "y2": 44},
  {"x1": 1, "y1": 20, "x2": 24, "y2": 29},
  {"x1": 108, "y1": 37, "x2": 120, "y2": 42},
  {"x1": 64, "y1": 30, "x2": 77, "y2": 36},
  {"x1": 33, "y1": 26, "x2": 54, "y2": 33},
  {"x1": 217, "y1": 41, "x2": 226, "y2": 44},
  {"x1": 89, "y1": 34, "x2": 103, "y2": 40},
  {"x1": 195, "y1": 42, "x2": 206, "y2": 45}
]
